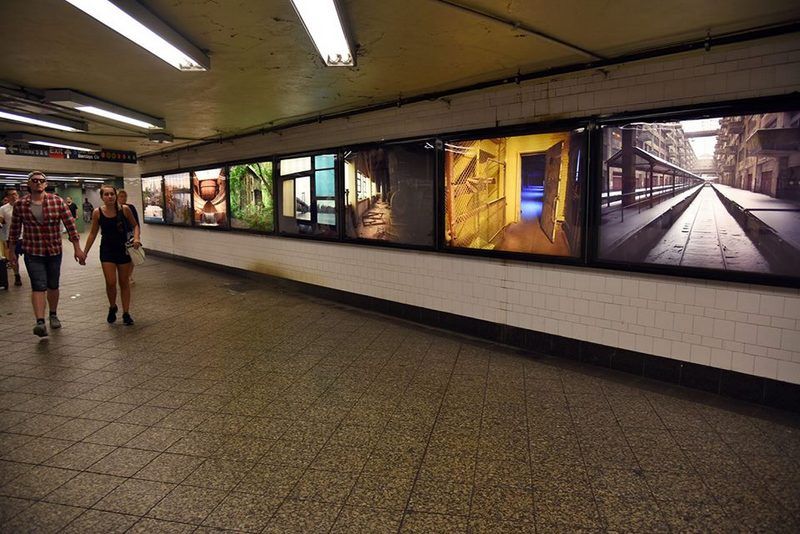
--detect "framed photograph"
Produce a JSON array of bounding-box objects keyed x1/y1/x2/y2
[
  {"x1": 229, "y1": 160, "x2": 274, "y2": 232},
  {"x1": 191, "y1": 167, "x2": 229, "y2": 228},
  {"x1": 595, "y1": 107, "x2": 800, "y2": 282},
  {"x1": 343, "y1": 141, "x2": 435, "y2": 247},
  {"x1": 443, "y1": 128, "x2": 586, "y2": 259},
  {"x1": 277, "y1": 153, "x2": 338, "y2": 238},
  {"x1": 141, "y1": 175, "x2": 165, "y2": 224},
  {"x1": 163, "y1": 172, "x2": 193, "y2": 226}
]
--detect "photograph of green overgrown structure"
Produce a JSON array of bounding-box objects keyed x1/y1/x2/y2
[{"x1": 229, "y1": 161, "x2": 274, "y2": 232}]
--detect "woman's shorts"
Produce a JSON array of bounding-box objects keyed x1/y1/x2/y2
[{"x1": 100, "y1": 248, "x2": 132, "y2": 265}]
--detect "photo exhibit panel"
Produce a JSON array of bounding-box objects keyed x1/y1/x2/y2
[
  {"x1": 597, "y1": 110, "x2": 800, "y2": 278},
  {"x1": 278, "y1": 153, "x2": 337, "y2": 237},
  {"x1": 192, "y1": 167, "x2": 229, "y2": 228},
  {"x1": 229, "y1": 160, "x2": 274, "y2": 232},
  {"x1": 443, "y1": 130, "x2": 586, "y2": 257},
  {"x1": 141, "y1": 176, "x2": 165, "y2": 223},
  {"x1": 163, "y1": 172, "x2": 193, "y2": 226},
  {"x1": 343, "y1": 142, "x2": 435, "y2": 246}
]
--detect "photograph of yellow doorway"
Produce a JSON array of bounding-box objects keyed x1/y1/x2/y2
[{"x1": 444, "y1": 129, "x2": 584, "y2": 257}]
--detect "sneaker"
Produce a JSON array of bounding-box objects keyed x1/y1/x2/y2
[
  {"x1": 33, "y1": 322, "x2": 48, "y2": 337},
  {"x1": 49, "y1": 315, "x2": 62, "y2": 329},
  {"x1": 14, "y1": 274, "x2": 21, "y2": 286},
  {"x1": 107, "y1": 305, "x2": 118, "y2": 324},
  {"x1": 122, "y1": 312, "x2": 134, "y2": 326}
]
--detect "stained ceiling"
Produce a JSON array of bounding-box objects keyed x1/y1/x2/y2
[{"x1": 0, "y1": 0, "x2": 798, "y2": 157}]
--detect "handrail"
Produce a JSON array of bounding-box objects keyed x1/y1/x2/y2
[{"x1": 603, "y1": 181, "x2": 702, "y2": 222}]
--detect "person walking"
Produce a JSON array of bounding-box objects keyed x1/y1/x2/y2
[
  {"x1": 82, "y1": 197, "x2": 93, "y2": 223},
  {"x1": 82, "y1": 185, "x2": 141, "y2": 326},
  {"x1": 65, "y1": 196, "x2": 78, "y2": 219},
  {"x1": 117, "y1": 190, "x2": 140, "y2": 284},
  {"x1": 7, "y1": 172, "x2": 86, "y2": 337},
  {"x1": 0, "y1": 189, "x2": 23, "y2": 287}
]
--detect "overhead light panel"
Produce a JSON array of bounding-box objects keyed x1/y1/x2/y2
[
  {"x1": 0, "y1": 109, "x2": 87, "y2": 132},
  {"x1": 290, "y1": 0, "x2": 354, "y2": 66},
  {"x1": 6, "y1": 132, "x2": 102, "y2": 152},
  {"x1": 45, "y1": 89, "x2": 165, "y2": 129},
  {"x1": 63, "y1": 0, "x2": 210, "y2": 71}
]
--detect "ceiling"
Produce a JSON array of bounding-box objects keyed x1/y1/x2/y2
[{"x1": 0, "y1": 0, "x2": 798, "y2": 158}]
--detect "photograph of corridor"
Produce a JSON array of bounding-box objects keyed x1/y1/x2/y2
[
  {"x1": 444, "y1": 130, "x2": 584, "y2": 257},
  {"x1": 598, "y1": 110, "x2": 800, "y2": 276},
  {"x1": 344, "y1": 144, "x2": 435, "y2": 246}
]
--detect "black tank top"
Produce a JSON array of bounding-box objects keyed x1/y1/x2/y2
[{"x1": 99, "y1": 208, "x2": 126, "y2": 253}]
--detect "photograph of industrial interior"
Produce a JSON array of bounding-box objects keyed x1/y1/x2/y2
[{"x1": 444, "y1": 130, "x2": 585, "y2": 257}]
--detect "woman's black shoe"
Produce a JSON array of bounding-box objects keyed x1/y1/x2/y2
[
  {"x1": 122, "y1": 312, "x2": 134, "y2": 326},
  {"x1": 107, "y1": 306, "x2": 118, "y2": 323}
]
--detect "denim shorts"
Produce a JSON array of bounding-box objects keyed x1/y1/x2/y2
[{"x1": 24, "y1": 254, "x2": 62, "y2": 292}]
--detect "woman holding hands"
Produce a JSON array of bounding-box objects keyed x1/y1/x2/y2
[{"x1": 82, "y1": 185, "x2": 141, "y2": 325}]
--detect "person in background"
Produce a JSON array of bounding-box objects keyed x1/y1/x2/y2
[
  {"x1": 117, "y1": 190, "x2": 140, "y2": 284},
  {"x1": 0, "y1": 189, "x2": 22, "y2": 287},
  {"x1": 82, "y1": 185, "x2": 141, "y2": 326},
  {"x1": 7, "y1": 172, "x2": 86, "y2": 337},
  {"x1": 82, "y1": 197, "x2": 93, "y2": 223},
  {"x1": 65, "y1": 196, "x2": 78, "y2": 219}
]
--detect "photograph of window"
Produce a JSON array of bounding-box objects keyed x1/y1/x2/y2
[
  {"x1": 192, "y1": 167, "x2": 229, "y2": 228},
  {"x1": 278, "y1": 154, "x2": 337, "y2": 237},
  {"x1": 597, "y1": 110, "x2": 800, "y2": 276},
  {"x1": 164, "y1": 172, "x2": 192, "y2": 226},
  {"x1": 141, "y1": 176, "x2": 165, "y2": 223},
  {"x1": 343, "y1": 143, "x2": 435, "y2": 246},
  {"x1": 229, "y1": 160, "x2": 274, "y2": 232},
  {"x1": 444, "y1": 130, "x2": 585, "y2": 257}
]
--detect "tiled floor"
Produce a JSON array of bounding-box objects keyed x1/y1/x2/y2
[{"x1": 1, "y1": 248, "x2": 799, "y2": 533}]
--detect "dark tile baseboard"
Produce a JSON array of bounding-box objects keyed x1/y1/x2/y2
[{"x1": 150, "y1": 250, "x2": 800, "y2": 413}]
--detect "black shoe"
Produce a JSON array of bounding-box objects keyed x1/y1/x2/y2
[
  {"x1": 122, "y1": 312, "x2": 134, "y2": 326},
  {"x1": 107, "y1": 306, "x2": 118, "y2": 324},
  {"x1": 14, "y1": 274, "x2": 22, "y2": 286}
]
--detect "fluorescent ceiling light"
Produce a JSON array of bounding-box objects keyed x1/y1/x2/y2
[
  {"x1": 0, "y1": 109, "x2": 87, "y2": 132},
  {"x1": 7, "y1": 132, "x2": 102, "y2": 152},
  {"x1": 63, "y1": 0, "x2": 210, "y2": 71},
  {"x1": 45, "y1": 89, "x2": 165, "y2": 129},
  {"x1": 291, "y1": 0, "x2": 354, "y2": 66}
]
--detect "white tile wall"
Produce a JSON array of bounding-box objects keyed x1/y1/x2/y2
[{"x1": 131, "y1": 35, "x2": 800, "y2": 385}]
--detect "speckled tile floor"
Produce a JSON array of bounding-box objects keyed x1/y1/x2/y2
[{"x1": 1, "y1": 246, "x2": 799, "y2": 533}]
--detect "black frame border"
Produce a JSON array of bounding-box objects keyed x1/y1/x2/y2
[{"x1": 590, "y1": 93, "x2": 800, "y2": 289}]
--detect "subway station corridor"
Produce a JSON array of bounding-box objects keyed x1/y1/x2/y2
[{"x1": 1, "y1": 252, "x2": 799, "y2": 533}]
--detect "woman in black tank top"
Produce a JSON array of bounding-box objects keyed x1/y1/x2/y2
[{"x1": 81, "y1": 185, "x2": 141, "y2": 325}]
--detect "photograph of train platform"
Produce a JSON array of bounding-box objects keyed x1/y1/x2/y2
[
  {"x1": 598, "y1": 111, "x2": 800, "y2": 276},
  {"x1": 444, "y1": 130, "x2": 584, "y2": 257}
]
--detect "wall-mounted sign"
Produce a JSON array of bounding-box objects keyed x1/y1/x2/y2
[{"x1": 5, "y1": 143, "x2": 137, "y2": 163}]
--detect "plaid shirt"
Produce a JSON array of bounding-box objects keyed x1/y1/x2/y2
[{"x1": 8, "y1": 193, "x2": 79, "y2": 256}]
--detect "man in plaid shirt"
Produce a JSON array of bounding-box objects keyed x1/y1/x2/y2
[{"x1": 7, "y1": 171, "x2": 87, "y2": 337}]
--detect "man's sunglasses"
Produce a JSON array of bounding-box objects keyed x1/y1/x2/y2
[{"x1": 30, "y1": 178, "x2": 47, "y2": 184}]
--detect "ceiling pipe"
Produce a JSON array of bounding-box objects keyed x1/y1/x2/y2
[{"x1": 433, "y1": 0, "x2": 605, "y2": 61}]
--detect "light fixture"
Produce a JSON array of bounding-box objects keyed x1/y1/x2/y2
[
  {"x1": 63, "y1": 0, "x2": 210, "y2": 71},
  {"x1": 6, "y1": 132, "x2": 102, "y2": 152},
  {"x1": 45, "y1": 89, "x2": 165, "y2": 129},
  {"x1": 290, "y1": 0, "x2": 354, "y2": 66},
  {"x1": 0, "y1": 108, "x2": 87, "y2": 132},
  {"x1": 148, "y1": 132, "x2": 174, "y2": 143}
]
